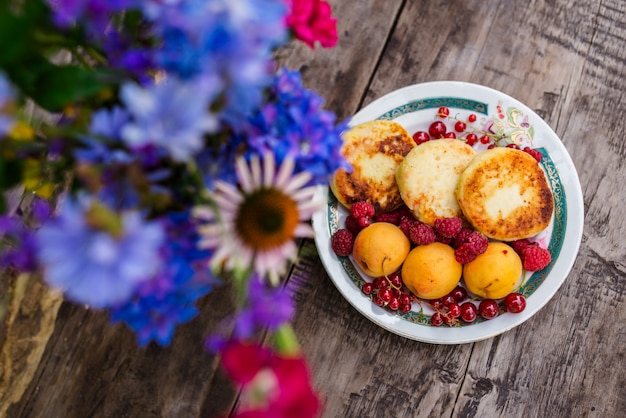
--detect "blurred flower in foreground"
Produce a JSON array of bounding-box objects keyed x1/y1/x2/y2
[
  {"x1": 219, "y1": 340, "x2": 321, "y2": 418},
  {"x1": 286, "y1": 0, "x2": 338, "y2": 49},
  {"x1": 36, "y1": 196, "x2": 165, "y2": 308},
  {"x1": 195, "y1": 152, "x2": 321, "y2": 283},
  {"x1": 0, "y1": 72, "x2": 16, "y2": 136}
]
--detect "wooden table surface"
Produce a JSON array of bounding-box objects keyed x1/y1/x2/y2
[{"x1": 2, "y1": 0, "x2": 625, "y2": 417}]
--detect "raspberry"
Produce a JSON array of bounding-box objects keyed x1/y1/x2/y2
[
  {"x1": 523, "y1": 147, "x2": 542, "y2": 163},
  {"x1": 455, "y1": 243, "x2": 478, "y2": 264},
  {"x1": 357, "y1": 215, "x2": 372, "y2": 228},
  {"x1": 398, "y1": 216, "x2": 416, "y2": 238},
  {"x1": 510, "y1": 239, "x2": 533, "y2": 255},
  {"x1": 434, "y1": 232, "x2": 452, "y2": 245},
  {"x1": 408, "y1": 222, "x2": 436, "y2": 245},
  {"x1": 374, "y1": 211, "x2": 401, "y2": 225},
  {"x1": 520, "y1": 245, "x2": 551, "y2": 271},
  {"x1": 434, "y1": 217, "x2": 463, "y2": 238},
  {"x1": 350, "y1": 201, "x2": 375, "y2": 219},
  {"x1": 453, "y1": 227, "x2": 474, "y2": 248},
  {"x1": 466, "y1": 231, "x2": 488, "y2": 255},
  {"x1": 344, "y1": 215, "x2": 364, "y2": 234},
  {"x1": 331, "y1": 229, "x2": 355, "y2": 257}
]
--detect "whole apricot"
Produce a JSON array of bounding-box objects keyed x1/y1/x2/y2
[
  {"x1": 352, "y1": 222, "x2": 410, "y2": 277},
  {"x1": 463, "y1": 242, "x2": 523, "y2": 299},
  {"x1": 401, "y1": 242, "x2": 462, "y2": 300}
]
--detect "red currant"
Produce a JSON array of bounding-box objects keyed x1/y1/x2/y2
[
  {"x1": 506, "y1": 143, "x2": 520, "y2": 149},
  {"x1": 412, "y1": 131, "x2": 430, "y2": 145},
  {"x1": 362, "y1": 282, "x2": 373, "y2": 296},
  {"x1": 448, "y1": 303, "x2": 461, "y2": 318},
  {"x1": 431, "y1": 312, "x2": 444, "y2": 326},
  {"x1": 373, "y1": 296, "x2": 386, "y2": 307},
  {"x1": 480, "y1": 135, "x2": 491, "y2": 144},
  {"x1": 468, "y1": 113, "x2": 477, "y2": 123},
  {"x1": 487, "y1": 143, "x2": 497, "y2": 149},
  {"x1": 454, "y1": 121, "x2": 467, "y2": 132},
  {"x1": 443, "y1": 132, "x2": 457, "y2": 139},
  {"x1": 399, "y1": 303, "x2": 412, "y2": 314},
  {"x1": 460, "y1": 302, "x2": 477, "y2": 322},
  {"x1": 478, "y1": 299, "x2": 499, "y2": 320},
  {"x1": 373, "y1": 277, "x2": 388, "y2": 290},
  {"x1": 504, "y1": 293, "x2": 527, "y2": 313},
  {"x1": 431, "y1": 299, "x2": 445, "y2": 310},
  {"x1": 437, "y1": 107, "x2": 450, "y2": 118},
  {"x1": 399, "y1": 293, "x2": 412, "y2": 306},
  {"x1": 388, "y1": 272, "x2": 402, "y2": 288},
  {"x1": 378, "y1": 288, "x2": 393, "y2": 303},
  {"x1": 388, "y1": 297, "x2": 400, "y2": 311},
  {"x1": 465, "y1": 133, "x2": 478, "y2": 146},
  {"x1": 441, "y1": 294, "x2": 456, "y2": 307},
  {"x1": 450, "y1": 286, "x2": 468, "y2": 302},
  {"x1": 428, "y1": 121, "x2": 447, "y2": 138}
]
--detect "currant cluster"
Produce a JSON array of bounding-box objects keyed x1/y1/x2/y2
[
  {"x1": 429, "y1": 287, "x2": 528, "y2": 327},
  {"x1": 361, "y1": 272, "x2": 414, "y2": 314},
  {"x1": 412, "y1": 106, "x2": 543, "y2": 162}
]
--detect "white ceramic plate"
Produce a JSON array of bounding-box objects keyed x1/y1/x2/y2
[{"x1": 312, "y1": 81, "x2": 584, "y2": 344}]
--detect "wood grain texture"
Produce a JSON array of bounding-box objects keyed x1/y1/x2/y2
[{"x1": 2, "y1": 0, "x2": 625, "y2": 417}]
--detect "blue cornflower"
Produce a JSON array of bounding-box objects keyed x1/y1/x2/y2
[
  {"x1": 36, "y1": 195, "x2": 165, "y2": 308},
  {"x1": 244, "y1": 68, "x2": 350, "y2": 185},
  {"x1": 110, "y1": 211, "x2": 217, "y2": 346},
  {"x1": 0, "y1": 72, "x2": 16, "y2": 136},
  {"x1": 120, "y1": 76, "x2": 220, "y2": 162},
  {"x1": 144, "y1": 0, "x2": 288, "y2": 123},
  {"x1": 46, "y1": 0, "x2": 138, "y2": 36}
]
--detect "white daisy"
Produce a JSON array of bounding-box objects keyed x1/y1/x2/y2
[{"x1": 195, "y1": 152, "x2": 322, "y2": 284}]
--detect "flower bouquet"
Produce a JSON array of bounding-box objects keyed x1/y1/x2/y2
[{"x1": 0, "y1": 0, "x2": 346, "y2": 415}]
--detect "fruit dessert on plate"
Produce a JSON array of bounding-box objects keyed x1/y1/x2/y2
[{"x1": 328, "y1": 107, "x2": 555, "y2": 327}]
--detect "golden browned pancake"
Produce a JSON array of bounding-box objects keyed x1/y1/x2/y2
[
  {"x1": 457, "y1": 147, "x2": 554, "y2": 241},
  {"x1": 331, "y1": 120, "x2": 415, "y2": 212},
  {"x1": 395, "y1": 138, "x2": 476, "y2": 226}
]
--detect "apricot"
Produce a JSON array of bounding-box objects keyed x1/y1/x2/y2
[
  {"x1": 352, "y1": 222, "x2": 410, "y2": 277},
  {"x1": 463, "y1": 242, "x2": 523, "y2": 299},
  {"x1": 401, "y1": 242, "x2": 462, "y2": 300}
]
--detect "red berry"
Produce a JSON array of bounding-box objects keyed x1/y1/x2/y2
[
  {"x1": 441, "y1": 294, "x2": 456, "y2": 307},
  {"x1": 510, "y1": 239, "x2": 533, "y2": 254},
  {"x1": 468, "y1": 114, "x2": 477, "y2": 123},
  {"x1": 520, "y1": 245, "x2": 552, "y2": 271},
  {"x1": 379, "y1": 288, "x2": 393, "y2": 303},
  {"x1": 373, "y1": 296, "x2": 386, "y2": 307},
  {"x1": 465, "y1": 133, "x2": 478, "y2": 146},
  {"x1": 504, "y1": 292, "x2": 527, "y2": 313},
  {"x1": 431, "y1": 312, "x2": 444, "y2": 326},
  {"x1": 373, "y1": 277, "x2": 389, "y2": 290},
  {"x1": 455, "y1": 244, "x2": 479, "y2": 264},
  {"x1": 374, "y1": 211, "x2": 401, "y2": 225},
  {"x1": 434, "y1": 217, "x2": 463, "y2": 238},
  {"x1": 388, "y1": 297, "x2": 400, "y2": 311},
  {"x1": 428, "y1": 121, "x2": 447, "y2": 138},
  {"x1": 388, "y1": 272, "x2": 403, "y2": 288},
  {"x1": 450, "y1": 286, "x2": 468, "y2": 302},
  {"x1": 443, "y1": 132, "x2": 457, "y2": 139},
  {"x1": 523, "y1": 147, "x2": 543, "y2": 162},
  {"x1": 454, "y1": 121, "x2": 467, "y2": 132},
  {"x1": 344, "y1": 215, "x2": 364, "y2": 234},
  {"x1": 413, "y1": 131, "x2": 430, "y2": 145},
  {"x1": 431, "y1": 298, "x2": 445, "y2": 311},
  {"x1": 478, "y1": 299, "x2": 499, "y2": 320},
  {"x1": 408, "y1": 222, "x2": 436, "y2": 246},
  {"x1": 460, "y1": 302, "x2": 478, "y2": 322},
  {"x1": 350, "y1": 201, "x2": 375, "y2": 219},
  {"x1": 480, "y1": 135, "x2": 491, "y2": 144},
  {"x1": 448, "y1": 303, "x2": 461, "y2": 318},
  {"x1": 399, "y1": 303, "x2": 412, "y2": 314},
  {"x1": 399, "y1": 293, "x2": 412, "y2": 306},
  {"x1": 398, "y1": 216, "x2": 416, "y2": 238},
  {"x1": 506, "y1": 143, "x2": 520, "y2": 149},
  {"x1": 437, "y1": 107, "x2": 450, "y2": 118},
  {"x1": 487, "y1": 143, "x2": 497, "y2": 149},
  {"x1": 357, "y1": 215, "x2": 371, "y2": 228},
  {"x1": 362, "y1": 282, "x2": 374, "y2": 296},
  {"x1": 331, "y1": 229, "x2": 354, "y2": 256}
]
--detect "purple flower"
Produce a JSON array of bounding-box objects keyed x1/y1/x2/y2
[
  {"x1": 244, "y1": 68, "x2": 350, "y2": 185},
  {"x1": 120, "y1": 76, "x2": 220, "y2": 161},
  {"x1": 46, "y1": 0, "x2": 138, "y2": 35},
  {"x1": 0, "y1": 72, "x2": 16, "y2": 136},
  {"x1": 36, "y1": 195, "x2": 165, "y2": 308},
  {"x1": 233, "y1": 275, "x2": 295, "y2": 338}
]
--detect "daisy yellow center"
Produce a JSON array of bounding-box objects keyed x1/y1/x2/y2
[{"x1": 236, "y1": 188, "x2": 299, "y2": 251}]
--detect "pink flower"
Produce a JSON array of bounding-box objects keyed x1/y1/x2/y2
[
  {"x1": 219, "y1": 341, "x2": 322, "y2": 418},
  {"x1": 286, "y1": 0, "x2": 338, "y2": 49}
]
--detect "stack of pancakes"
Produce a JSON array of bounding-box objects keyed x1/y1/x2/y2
[{"x1": 332, "y1": 120, "x2": 554, "y2": 241}]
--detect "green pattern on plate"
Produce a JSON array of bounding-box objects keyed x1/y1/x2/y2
[{"x1": 377, "y1": 97, "x2": 488, "y2": 121}]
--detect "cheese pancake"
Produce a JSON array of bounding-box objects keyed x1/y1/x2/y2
[
  {"x1": 331, "y1": 120, "x2": 416, "y2": 212},
  {"x1": 457, "y1": 147, "x2": 553, "y2": 241},
  {"x1": 395, "y1": 138, "x2": 476, "y2": 226}
]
